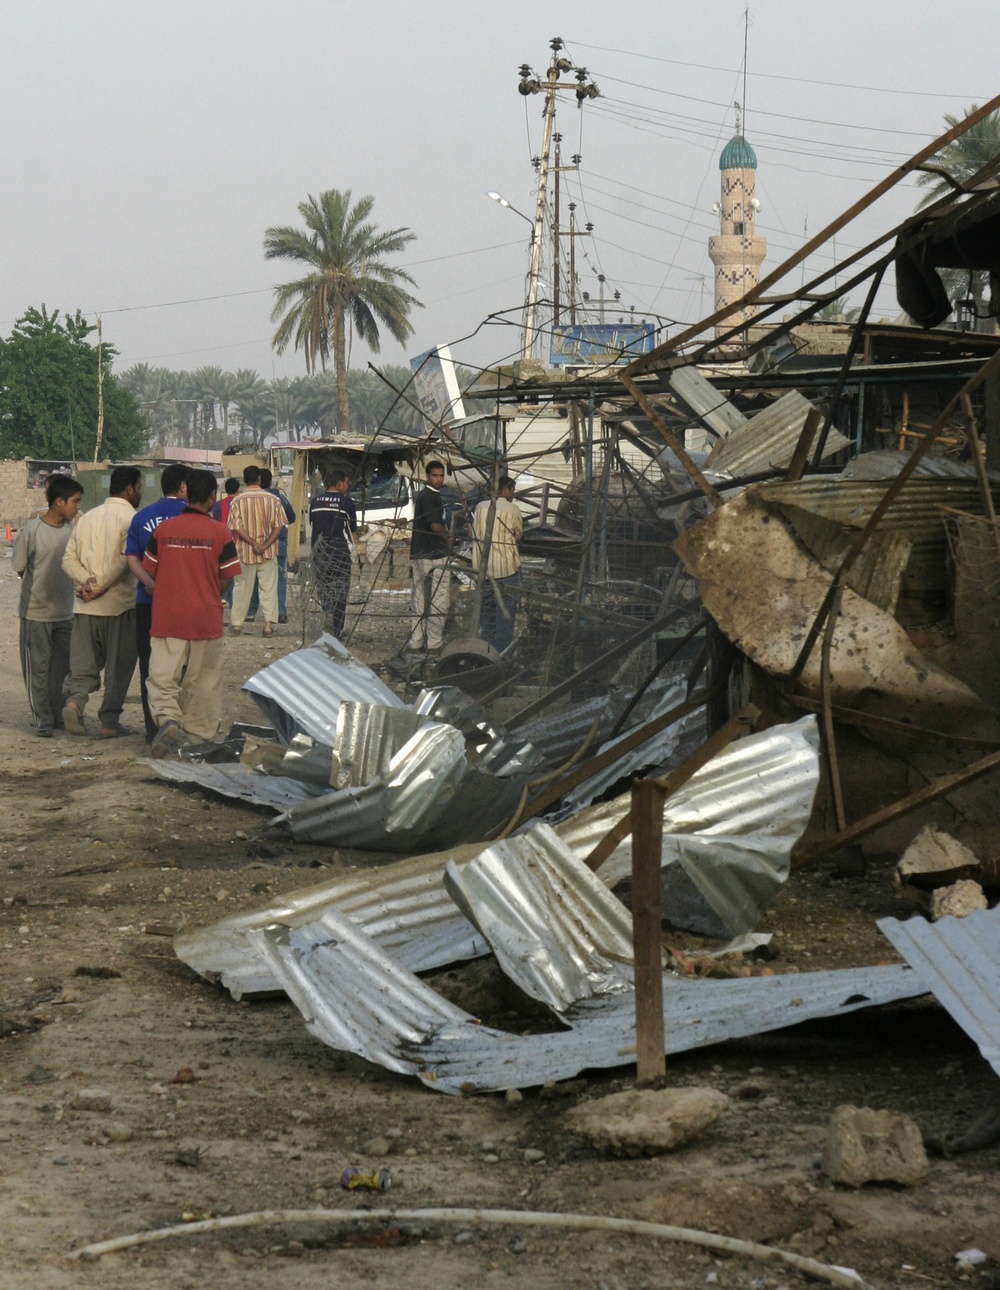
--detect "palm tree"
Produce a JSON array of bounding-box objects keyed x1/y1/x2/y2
[
  {"x1": 232, "y1": 368, "x2": 269, "y2": 446},
  {"x1": 816, "y1": 296, "x2": 861, "y2": 323},
  {"x1": 916, "y1": 106, "x2": 1000, "y2": 207},
  {"x1": 916, "y1": 106, "x2": 1000, "y2": 320},
  {"x1": 264, "y1": 189, "x2": 422, "y2": 433}
]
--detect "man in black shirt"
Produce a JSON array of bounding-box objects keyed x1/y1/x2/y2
[
  {"x1": 405, "y1": 460, "x2": 453, "y2": 655},
  {"x1": 309, "y1": 471, "x2": 358, "y2": 639}
]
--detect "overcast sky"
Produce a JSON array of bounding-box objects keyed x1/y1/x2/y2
[{"x1": 0, "y1": 1, "x2": 995, "y2": 382}]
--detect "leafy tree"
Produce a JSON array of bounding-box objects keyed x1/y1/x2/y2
[
  {"x1": 264, "y1": 189, "x2": 422, "y2": 433},
  {"x1": 0, "y1": 307, "x2": 144, "y2": 461}
]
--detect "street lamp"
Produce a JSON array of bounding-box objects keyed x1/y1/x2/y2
[
  {"x1": 487, "y1": 190, "x2": 539, "y2": 362},
  {"x1": 486, "y1": 190, "x2": 535, "y2": 233}
]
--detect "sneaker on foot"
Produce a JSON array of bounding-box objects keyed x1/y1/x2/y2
[{"x1": 149, "y1": 720, "x2": 185, "y2": 759}]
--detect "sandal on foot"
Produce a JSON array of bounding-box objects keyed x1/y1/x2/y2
[
  {"x1": 98, "y1": 724, "x2": 132, "y2": 739},
  {"x1": 262, "y1": 624, "x2": 274, "y2": 638},
  {"x1": 62, "y1": 703, "x2": 86, "y2": 736}
]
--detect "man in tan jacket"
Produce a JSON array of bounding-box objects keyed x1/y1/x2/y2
[{"x1": 61, "y1": 465, "x2": 143, "y2": 738}]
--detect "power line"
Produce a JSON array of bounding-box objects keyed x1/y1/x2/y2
[
  {"x1": 594, "y1": 73, "x2": 946, "y2": 139},
  {"x1": 570, "y1": 40, "x2": 987, "y2": 101}
]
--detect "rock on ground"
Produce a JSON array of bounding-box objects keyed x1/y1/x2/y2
[
  {"x1": 822, "y1": 1104, "x2": 928, "y2": 1186},
  {"x1": 929, "y1": 879, "x2": 988, "y2": 921},
  {"x1": 895, "y1": 826, "x2": 981, "y2": 907},
  {"x1": 564, "y1": 1086, "x2": 730, "y2": 1157}
]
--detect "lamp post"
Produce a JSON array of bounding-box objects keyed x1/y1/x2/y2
[{"x1": 487, "y1": 191, "x2": 538, "y2": 361}]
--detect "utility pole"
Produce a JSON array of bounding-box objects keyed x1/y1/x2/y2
[
  {"x1": 552, "y1": 138, "x2": 583, "y2": 328},
  {"x1": 518, "y1": 37, "x2": 598, "y2": 361},
  {"x1": 565, "y1": 202, "x2": 593, "y2": 326},
  {"x1": 553, "y1": 134, "x2": 561, "y2": 329},
  {"x1": 93, "y1": 314, "x2": 105, "y2": 462}
]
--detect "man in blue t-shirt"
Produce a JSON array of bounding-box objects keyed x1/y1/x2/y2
[
  {"x1": 123, "y1": 463, "x2": 191, "y2": 743},
  {"x1": 309, "y1": 470, "x2": 357, "y2": 639}
]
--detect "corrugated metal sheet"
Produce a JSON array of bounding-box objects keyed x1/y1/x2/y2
[
  {"x1": 877, "y1": 906, "x2": 1000, "y2": 1078},
  {"x1": 415, "y1": 685, "x2": 544, "y2": 778},
  {"x1": 252, "y1": 908, "x2": 922, "y2": 1093},
  {"x1": 271, "y1": 723, "x2": 526, "y2": 851},
  {"x1": 443, "y1": 823, "x2": 641, "y2": 1014},
  {"x1": 518, "y1": 679, "x2": 689, "y2": 768},
  {"x1": 556, "y1": 717, "x2": 821, "y2": 937},
  {"x1": 331, "y1": 703, "x2": 427, "y2": 788},
  {"x1": 713, "y1": 391, "x2": 850, "y2": 477},
  {"x1": 173, "y1": 843, "x2": 491, "y2": 998},
  {"x1": 562, "y1": 681, "x2": 694, "y2": 810},
  {"x1": 141, "y1": 759, "x2": 320, "y2": 812},
  {"x1": 841, "y1": 450, "x2": 1000, "y2": 482},
  {"x1": 670, "y1": 365, "x2": 747, "y2": 438},
  {"x1": 758, "y1": 476, "x2": 1000, "y2": 594},
  {"x1": 243, "y1": 633, "x2": 404, "y2": 746}
]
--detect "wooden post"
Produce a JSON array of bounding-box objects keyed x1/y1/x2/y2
[{"x1": 631, "y1": 777, "x2": 666, "y2": 1085}]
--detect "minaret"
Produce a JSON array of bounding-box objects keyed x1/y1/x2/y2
[{"x1": 708, "y1": 106, "x2": 766, "y2": 340}]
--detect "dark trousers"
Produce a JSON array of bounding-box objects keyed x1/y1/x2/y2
[
  {"x1": 480, "y1": 573, "x2": 519, "y2": 653},
  {"x1": 314, "y1": 543, "x2": 352, "y2": 639},
  {"x1": 136, "y1": 602, "x2": 156, "y2": 742},
  {"x1": 19, "y1": 618, "x2": 72, "y2": 731},
  {"x1": 64, "y1": 610, "x2": 138, "y2": 729}
]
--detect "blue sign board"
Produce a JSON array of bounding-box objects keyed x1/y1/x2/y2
[{"x1": 549, "y1": 323, "x2": 657, "y2": 368}]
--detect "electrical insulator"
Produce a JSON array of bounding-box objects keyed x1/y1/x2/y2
[{"x1": 518, "y1": 77, "x2": 540, "y2": 96}]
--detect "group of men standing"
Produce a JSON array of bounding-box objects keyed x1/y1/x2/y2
[
  {"x1": 13, "y1": 462, "x2": 296, "y2": 753},
  {"x1": 14, "y1": 455, "x2": 524, "y2": 746},
  {"x1": 394, "y1": 460, "x2": 522, "y2": 662}
]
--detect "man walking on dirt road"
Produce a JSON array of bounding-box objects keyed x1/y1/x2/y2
[{"x1": 60, "y1": 465, "x2": 143, "y2": 739}]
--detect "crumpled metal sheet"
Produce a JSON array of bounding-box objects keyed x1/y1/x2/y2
[
  {"x1": 561, "y1": 680, "x2": 696, "y2": 811},
  {"x1": 712, "y1": 390, "x2": 850, "y2": 478},
  {"x1": 331, "y1": 703, "x2": 428, "y2": 789},
  {"x1": 415, "y1": 685, "x2": 544, "y2": 777},
  {"x1": 555, "y1": 717, "x2": 821, "y2": 938},
  {"x1": 443, "y1": 823, "x2": 641, "y2": 1014},
  {"x1": 270, "y1": 722, "x2": 525, "y2": 851},
  {"x1": 669, "y1": 364, "x2": 747, "y2": 438},
  {"x1": 877, "y1": 906, "x2": 1000, "y2": 1078},
  {"x1": 517, "y1": 679, "x2": 691, "y2": 769},
  {"x1": 140, "y1": 758, "x2": 321, "y2": 812},
  {"x1": 243, "y1": 633, "x2": 404, "y2": 746},
  {"x1": 840, "y1": 450, "x2": 1000, "y2": 482},
  {"x1": 173, "y1": 842, "x2": 491, "y2": 998},
  {"x1": 251, "y1": 908, "x2": 923, "y2": 1093}
]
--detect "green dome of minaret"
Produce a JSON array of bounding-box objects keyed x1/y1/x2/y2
[{"x1": 719, "y1": 133, "x2": 757, "y2": 170}]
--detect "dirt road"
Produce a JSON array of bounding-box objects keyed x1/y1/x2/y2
[{"x1": 1, "y1": 551, "x2": 998, "y2": 1289}]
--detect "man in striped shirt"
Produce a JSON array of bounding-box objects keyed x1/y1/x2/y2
[{"x1": 227, "y1": 465, "x2": 286, "y2": 637}]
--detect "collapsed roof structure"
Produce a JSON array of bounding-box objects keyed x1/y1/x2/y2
[{"x1": 153, "y1": 100, "x2": 1000, "y2": 1096}]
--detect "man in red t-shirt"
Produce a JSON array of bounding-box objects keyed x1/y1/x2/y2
[{"x1": 142, "y1": 470, "x2": 241, "y2": 756}]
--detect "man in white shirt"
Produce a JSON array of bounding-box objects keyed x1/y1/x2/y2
[
  {"x1": 471, "y1": 475, "x2": 522, "y2": 653},
  {"x1": 61, "y1": 465, "x2": 143, "y2": 738}
]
